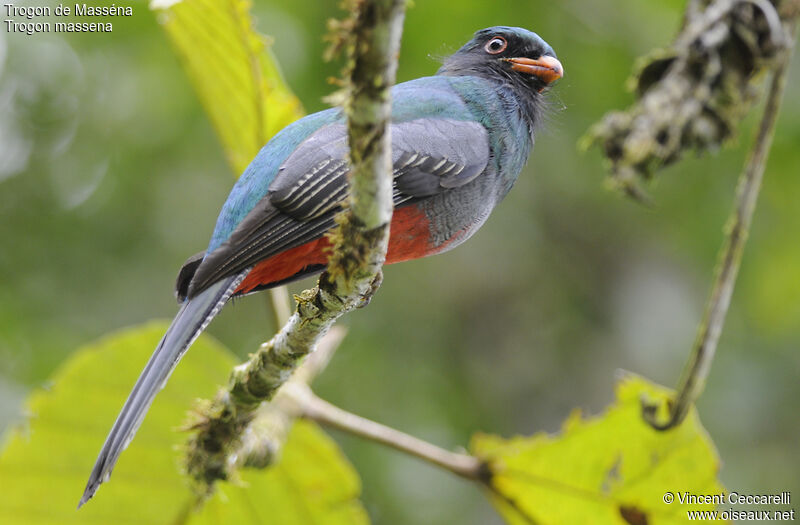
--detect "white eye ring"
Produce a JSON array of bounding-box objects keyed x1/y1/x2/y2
[{"x1": 484, "y1": 36, "x2": 507, "y2": 54}]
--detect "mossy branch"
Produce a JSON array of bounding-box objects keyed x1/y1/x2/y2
[
  {"x1": 585, "y1": 0, "x2": 796, "y2": 196},
  {"x1": 184, "y1": 0, "x2": 407, "y2": 495},
  {"x1": 230, "y1": 326, "x2": 348, "y2": 470}
]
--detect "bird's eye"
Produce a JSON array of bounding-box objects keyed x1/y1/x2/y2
[{"x1": 484, "y1": 36, "x2": 507, "y2": 55}]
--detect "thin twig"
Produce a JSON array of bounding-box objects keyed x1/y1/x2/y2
[
  {"x1": 642, "y1": 20, "x2": 797, "y2": 430},
  {"x1": 285, "y1": 384, "x2": 487, "y2": 481}
]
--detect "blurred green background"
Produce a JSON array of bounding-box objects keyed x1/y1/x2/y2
[{"x1": 1, "y1": 0, "x2": 798, "y2": 523}]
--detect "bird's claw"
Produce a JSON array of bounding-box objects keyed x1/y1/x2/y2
[{"x1": 357, "y1": 269, "x2": 384, "y2": 308}]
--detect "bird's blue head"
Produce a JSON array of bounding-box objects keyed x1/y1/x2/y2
[{"x1": 439, "y1": 26, "x2": 563, "y2": 94}]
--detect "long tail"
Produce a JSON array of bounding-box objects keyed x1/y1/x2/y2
[{"x1": 79, "y1": 272, "x2": 246, "y2": 507}]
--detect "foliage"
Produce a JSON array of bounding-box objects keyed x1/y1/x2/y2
[
  {"x1": 0, "y1": 326, "x2": 726, "y2": 525},
  {"x1": 473, "y1": 374, "x2": 724, "y2": 525},
  {"x1": 193, "y1": 420, "x2": 368, "y2": 524},
  {"x1": 0, "y1": 323, "x2": 368, "y2": 524},
  {"x1": 151, "y1": 0, "x2": 305, "y2": 175}
]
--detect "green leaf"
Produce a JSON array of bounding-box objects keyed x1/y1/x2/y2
[
  {"x1": 0, "y1": 323, "x2": 368, "y2": 524},
  {"x1": 0, "y1": 322, "x2": 225, "y2": 523},
  {"x1": 150, "y1": 0, "x2": 305, "y2": 176},
  {"x1": 191, "y1": 421, "x2": 369, "y2": 525},
  {"x1": 472, "y1": 374, "x2": 725, "y2": 525}
]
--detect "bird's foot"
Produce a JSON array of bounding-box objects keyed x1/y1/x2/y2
[{"x1": 358, "y1": 269, "x2": 383, "y2": 308}]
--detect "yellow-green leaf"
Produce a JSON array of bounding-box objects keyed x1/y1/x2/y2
[
  {"x1": 0, "y1": 322, "x2": 368, "y2": 524},
  {"x1": 472, "y1": 374, "x2": 725, "y2": 525},
  {"x1": 0, "y1": 322, "x2": 227, "y2": 523},
  {"x1": 151, "y1": 0, "x2": 305, "y2": 176},
  {"x1": 191, "y1": 421, "x2": 369, "y2": 525}
]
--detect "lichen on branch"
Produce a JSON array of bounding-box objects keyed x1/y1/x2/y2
[
  {"x1": 585, "y1": 0, "x2": 796, "y2": 194},
  {"x1": 183, "y1": 0, "x2": 407, "y2": 495}
]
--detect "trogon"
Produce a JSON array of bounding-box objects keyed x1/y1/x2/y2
[{"x1": 81, "y1": 26, "x2": 563, "y2": 504}]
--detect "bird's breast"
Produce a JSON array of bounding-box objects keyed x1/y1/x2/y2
[
  {"x1": 388, "y1": 174, "x2": 499, "y2": 265},
  {"x1": 385, "y1": 204, "x2": 439, "y2": 263}
]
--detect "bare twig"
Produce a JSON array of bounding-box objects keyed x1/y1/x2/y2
[
  {"x1": 285, "y1": 384, "x2": 488, "y2": 482},
  {"x1": 185, "y1": 0, "x2": 407, "y2": 494},
  {"x1": 642, "y1": 19, "x2": 796, "y2": 430}
]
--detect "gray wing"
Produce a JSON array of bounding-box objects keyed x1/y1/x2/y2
[
  {"x1": 270, "y1": 118, "x2": 489, "y2": 216},
  {"x1": 182, "y1": 118, "x2": 489, "y2": 298}
]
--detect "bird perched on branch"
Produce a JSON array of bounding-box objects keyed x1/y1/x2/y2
[{"x1": 81, "y1": 25, "x2": 562, "y2": 505}]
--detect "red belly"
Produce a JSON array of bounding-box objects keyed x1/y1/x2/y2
[{"x1": 234, "y1": 204, "x2": 435, "y2": 294}]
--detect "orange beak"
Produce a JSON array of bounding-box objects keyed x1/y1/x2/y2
[{"x1": 505, "y1": 55, "x2": 564, "y2": 88}]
